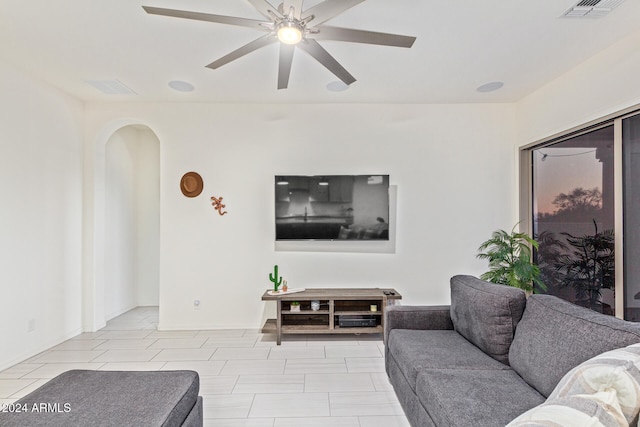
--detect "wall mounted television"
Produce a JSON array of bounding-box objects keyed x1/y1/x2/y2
[{"x1": 275, "y1": 175, "x2": 390, "y2": 241}]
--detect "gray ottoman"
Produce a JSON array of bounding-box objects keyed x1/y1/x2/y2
[{"x1": 0, "y1": 370, "x2": 203, "y2": 426}]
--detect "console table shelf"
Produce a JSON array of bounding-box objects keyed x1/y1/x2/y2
[
  {"x1": 261, "y1": 288, "x2": 401, "y2": 345},
  {"x1": 281, "y1": 310, "x2": 331, "y2": 315},
  {"x1": 337, "y1": 311, "x2": 383, "y2": 315}
]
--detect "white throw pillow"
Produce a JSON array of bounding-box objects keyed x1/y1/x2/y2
[
  {"x1": 507, "y1": 343, "x2": 640, "y2": 427},
  {"x1": 507, "y1": 392, "x2": 626, "y2": 427},
  {"x1": 549, "y1": 343, "x2": 640, "y2": 424}
]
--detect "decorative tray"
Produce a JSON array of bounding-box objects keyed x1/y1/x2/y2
[{"x1": 267, "y1": 288, "x2": 306, "y2": 296}]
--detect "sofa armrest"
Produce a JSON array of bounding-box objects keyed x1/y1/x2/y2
[{"x1": 384, "y1": 305, "x2": 453, "y2": 343}]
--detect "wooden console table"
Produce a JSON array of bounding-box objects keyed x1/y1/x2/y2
[{"x1": 261, "y1": 288, "x2": 402, "y2": 345}]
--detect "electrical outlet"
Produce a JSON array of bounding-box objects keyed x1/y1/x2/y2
[
  {"x1": 194, "y1": 299, "x2": 201, "y2": 310},
  {"x1": 28, "y1": 319, "x2": 36, "y2": 332}
]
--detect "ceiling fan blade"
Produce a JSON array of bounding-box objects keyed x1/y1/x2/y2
[
  {"x1": 142, "y1": 6, "x2": 269, "y2": 30},
  {"x1": 247, "y1": 0, "x2": 281, "y2": 20},
  {"x1": 206, "y1": 34, "x2": 277, "y2": 69},
  {"x1": 278, "y1": 44, "x2": 295, "y2": 89},
  {"x1": 282, "y1": 0, "x2": 304, "y2": 19},
  {"x1": 297, "y1": 39, "x2": 356, "y2": 85},
  {"x1": 303, "y1": 0, "x2": 366, "y2": 27},
  {"x1": 311, "y1": 26, "x2": 416, "y2": 48}
]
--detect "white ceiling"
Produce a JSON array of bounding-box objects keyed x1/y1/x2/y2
[{"x1": 1, "y1": 0, "x2": 639, "y2": 104}]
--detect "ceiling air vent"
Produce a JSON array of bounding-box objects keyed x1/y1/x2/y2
[
  {"x1": 577, "y1": 0, "x2": 602, "y2": 6},
  {"x1": 562, "y1": 0, "x2": 625, "y2": 18},
  {"x1": 86, "y1": 79, "x2": 136, "y2": 95}
]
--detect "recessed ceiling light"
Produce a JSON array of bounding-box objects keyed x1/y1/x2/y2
[
  {"x1": 326, "y1": 81, "x2": 350, "y2": 92},
  {"x1": 168, "y1": 80, "x2": 194, "y2": 92},
  {"x1": 476, "y1": 81, "x2": 504, "y2": 93}
]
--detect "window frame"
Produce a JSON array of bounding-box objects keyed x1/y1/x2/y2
[{"x1": 519, "y1": 106, "x2": 640, "y2": 319}]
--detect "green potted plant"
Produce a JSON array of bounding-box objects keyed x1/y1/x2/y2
[
  {"x1": 290, "y1": 301, "x2": 300, "y2": 312},
  {"x1": 476, "y1": 224, "x2": 546, "y2": 293},
  {"x1": 555, "y1": 220, "x2": 614, "y2": 313}
]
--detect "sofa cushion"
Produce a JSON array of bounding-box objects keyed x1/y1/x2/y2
[
  {"x1": 506, "y1": 394, "x2": 627, "y2": 427},
  {"x1": 548, "y1": 343, "x2": 640, "y2": 425},
  {"x1": 509, "y1": 294, "x2": 640, "y2": 398},
  {"x1": 449, "y1": 275, "x2": 526, "y2": 364},
  {"x1": 416, "y1": 368, "x2": 545, "y2": 427},
  {"x1": 183, "y1": 396, "x2": 204, "y2": 427},
  {"x1": 387, "y1": 329, "x2": 510, "y2": 391},
  {"x1": 0, "y1": 370, "x2": 200, "y2": 427}
]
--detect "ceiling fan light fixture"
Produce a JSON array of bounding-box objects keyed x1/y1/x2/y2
[{"x1": 277, "y1": 21, "x2": 303, "y2": 45}]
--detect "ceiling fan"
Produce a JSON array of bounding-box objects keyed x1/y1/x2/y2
[{"x1": 142, "y1": 0, "x2": 416, "y2": 89}]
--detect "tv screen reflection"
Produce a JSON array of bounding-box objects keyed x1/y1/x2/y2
[{"x1": 275, "y1": 175, "x2": 390, "y2": 241}]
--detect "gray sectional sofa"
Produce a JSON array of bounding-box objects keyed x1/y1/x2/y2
[
  {"x1": 0, "y1": 370, "x2": 202, "y2": 426},
  {"x1": 385, "y1": 275, "x2": 640, "y2": 427}
]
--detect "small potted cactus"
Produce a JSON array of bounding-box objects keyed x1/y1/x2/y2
[
  {"x1": 269, "y1": 265, "x2": 283, "y2": 292},
  {"x1": 290, "y1": 301, "x2": 300, "y2": 312}
]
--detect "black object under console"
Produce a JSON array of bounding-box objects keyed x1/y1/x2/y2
[{"x1": 338, "y1": 315, "x2": 378, "y2": 327}]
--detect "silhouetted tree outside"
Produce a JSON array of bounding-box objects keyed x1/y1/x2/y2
[
  {"x1": 535, "y1": 187, "x2": 615, "y2": 314},
  {"x1": 537, "y1": 187, "x2": 603, "y2": 223}
]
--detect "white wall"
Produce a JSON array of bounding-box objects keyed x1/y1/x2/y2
[
  {"x1": 134, "y1": 129, "x2": 160, "y2": 307},
  {"x1": 516, "y1": 29, "x2": 640, "y2": 144},
  {"x1": 105, "y1": 128, "x2": 137, "y2": 318},
  {"x1": 85, "y1": 102, "x2": 518, "y2": 330},
  {"x1": 0, "y1": 61, "x2": 84, "y2": 370},
  {"x1": 104, "y1": 126, "x2": 159, "y2": 319}
]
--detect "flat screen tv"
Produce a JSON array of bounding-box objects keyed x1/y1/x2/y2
[{"x1": 275, "y1": 175, "x2": 390, "y2": 241}]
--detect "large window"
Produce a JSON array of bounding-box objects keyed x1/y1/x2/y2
[
  {"x1": 523, "y1": 110, "x2": 640, "y2": 320},
  {"x1": 623, "y1": 114, "x2": 640, "y2": 321},
  {"x1": 532, "y1": 126, "x2": 615, "y2": 314}
]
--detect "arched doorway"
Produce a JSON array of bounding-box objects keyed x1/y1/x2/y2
[
  {"x1": 84, "y1": 121, "x2": 160, "y2": 331},
  {"x1": 104, "y1": 125, "x2": 160, "y2": 320}
]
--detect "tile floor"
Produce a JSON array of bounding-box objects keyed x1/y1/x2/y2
[{"x1": 0, "y1": 307, "x2": 409, "y2": 427}]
